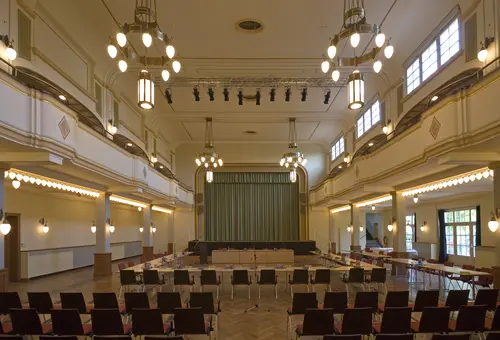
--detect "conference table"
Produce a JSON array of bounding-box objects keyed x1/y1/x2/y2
[
  {"x1": 347, "y1": 250, "x2": 391, "y2": 259},
  {"x1": 211, "y1": 249, "x2": 294, "y2": 265}
]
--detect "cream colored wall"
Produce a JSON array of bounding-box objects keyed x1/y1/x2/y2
[
  {"x1": 309, "y1": 208, "x2": 329, "y2": 253},
  {"x1": 173, "y1": 208, "x2": 195, "y2": 252},
  {"x1": 333, "y1": 210, "x2": 352, "y2": 252},
  {"x1": 175, "y1": 142, "x2": 327, "y2": 189}
]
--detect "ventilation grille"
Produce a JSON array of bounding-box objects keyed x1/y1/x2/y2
[
  {"x1": 465, "y1": 13, "x2": 477, "y2": 62},
  {"x1": 236, "y1": 20, "x2": 263, "y2": 33},
  {"x1": 17, "y1": 10, "x2": 31, "y2": 60}
]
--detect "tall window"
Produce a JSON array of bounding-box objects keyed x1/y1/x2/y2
[
  {"x1": 405, "y1": 16, "x2": 460, "y2": 95},
  {"x1": 444, "y1": 208, "x2": 476, "y2": 257},
  {"x1": 331, "y1": 137, "x2": 345, "y2": 161},
  {"x1": 406, "y1": 214, "x2": 416, "y2": 250},
  {"x1": 356, "y1": 100, "x2": 381, "y2": 138}
]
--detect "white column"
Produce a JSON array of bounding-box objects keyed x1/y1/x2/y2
[
  {"x1": 392, "y1": 191, "x2": 407, "y2": 253},
  {"x1": 142, "y1": 204, "x2": 153, "y2": 247},
  {"x1": 95, "y1": 193, "x2": 110, "y2": 253},
  {"x1": 168, "y1": 212, "x2": 175, "y2": 252},
  {"x1": 350, "y1": 204, "x2": 361, "y2": 250},
  {"x1": 329, "y1": 212, "x2": 337, "y2": 253}
]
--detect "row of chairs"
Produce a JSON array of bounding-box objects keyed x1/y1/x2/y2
[
  {"x1": 0, "y1": 336, "x2": 183, "y2": 340},
  {"x1": 323, "y1": 335, "x2": 500, "y2": 340}
]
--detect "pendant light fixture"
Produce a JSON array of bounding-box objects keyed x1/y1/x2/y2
[
  {"x1": 489, "y1": 208, "x2": 500, "y2": 232},
  {"x1": 0, "y1": 210, "x2": 11, "y2": 236},
  {"x1": 280, "y1": 118, "x2": 307, "y2": 182},
  {"x1": 138, "y1": 69, "x2": 155, "y2": 110},
  {"x1": 347, "y1": 71, "x2": 365, "y2": 110},
  {"x1": 194, "y1": 118, "x2": 223, "y2": 183},
  {"x1": 91, "y1": 221, "x2": 96, "y2": 233}
]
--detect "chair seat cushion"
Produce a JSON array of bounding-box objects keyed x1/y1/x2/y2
[
  {"x1": 163, "y1": 322, "x2": 172, "y2": 334},
  {"x1": 42, "y1": 323, "x2": 53, "y2": 334},
  {"x1": 485, "y1": 317, "x2": 493, "y2": 330},
  {"x1": 2, "y1": 323, "x2": 12, "y2": 334},
  {"x1": 123, "y1": 324, "x2": 133, "y2": 334},
  {"x1": 83, "y1": 323, "x2": 93, "y2": 335},
  {"x1": 334, "y1": 322, "x2": 342, "y2": 334},
  {"x1": 372, "y1": 322, "x2": 381, "y2": 333},
  {"x1": 296, "y1": 323, "x2": 303, "y2": 335}
]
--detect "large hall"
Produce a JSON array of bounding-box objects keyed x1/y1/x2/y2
[{"x1": 1, "y1": 0, "x2": 500, "y2": 339}]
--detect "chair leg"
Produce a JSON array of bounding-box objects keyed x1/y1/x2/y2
[
  {"x1": 275, "y1": 284, "x2": 278, "y2": 299},
  {"x1": 217, "y1": 285, "x2": 219, "y2": 300},
  {"x1": 291, "y1": 285, "x2": 294, "y2": 297},
  {"x1": 248, "y1": 285, "x2": 251, "y2": 300},
  {"x1": 258, "y1": 285, "x2": 261, "y2": 300},
  {"x1": 118, "y1": 285, "x2": 123, "y2": 300},
  {"x1": 231, "y1": 285, "x2": 234, "y2": 300}
]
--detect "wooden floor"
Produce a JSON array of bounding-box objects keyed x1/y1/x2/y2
[{"x1": 10, "y1": 257, "x2": 422, "y2": 340}]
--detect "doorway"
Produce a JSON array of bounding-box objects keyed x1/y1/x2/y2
[{"x1": 4, "y1": 214, "x2": 21, "y2": 282}]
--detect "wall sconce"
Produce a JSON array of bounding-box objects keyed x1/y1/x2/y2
[
  {"x1": 108, "y1": 119, "x2": 117, "y2": 135},
  {"x1": 413, "y1": 195, "x2": 419, "y2": 204},
  {"x1": 139, "y1": 226, "x2": 144, "y2": 233},
  {"x1": 0, "y1": 35, "x2": 17, "y2": 61},
  {"x1": 371, "y1": 205, "x2": 375, "y2": 211},
  {"x1": 138, "y1": 207, "x2": 142, "y2": 212},
  {"x1": 488, "y1": 208, "x2": 500, "y2": 232},
  {"x1": 0, "y1": 209, "x2": 11, "y2": 236},
  {"x1": 347, "y1": 224, "x2": 352, "y2": 233},
  {"x1": 420, "y1": 221, "x2": 427, "y2": 232},
  {"x1": 359, "y1": 225, "x2": 364, "y2": 232},
  {"x1": 343, "y1": 153, "x2": 350, "y2": 164},
  {"x1": 478, "y1": 37, "x2": 495, "y2": 62},
  {"x1": 151, "y1": 154, "x2": 158, "y2": 164},
  {"x1": 152, "y1": 227, "x2": 157, "y2": 233},
  {"x1": 382, "y1": 120, "x2": 392, "y2": 135},
  {"x1": 106, "y1": 218, "x2": 115, "y2": 233},
  {"x1": 387, "y1": 218, "x2": 396, "y2": 232},
  {"x1": 91, "y1": 221, "x2": 96, "y2": 233},
  {"x1": 39, "y1": 218, "x2": 49, "y2": 233}
]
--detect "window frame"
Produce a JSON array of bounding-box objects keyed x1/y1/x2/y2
[
  {"x1": 444, "y1": 207, "x2": 477, "y2": 258},
  {"x1": 331, "y1": 136, "x2": 345, "y2": 161},
  {"x1": 404, "y1": 7, "x2": 461, "y2": 97},
  {"x1": 405, "y1": 214, "x2": 416, "y2": 250},
  {"x1": 356, "y1": 98, "x2": 381, "y2": 139}
]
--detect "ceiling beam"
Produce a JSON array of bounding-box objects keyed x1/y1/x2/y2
[
  {"x1": 0, "y1": 152, "x2": 63, "y2": 166},
  {"x1": 438, "y1": 152, "x2": 500, "y2": 165}
]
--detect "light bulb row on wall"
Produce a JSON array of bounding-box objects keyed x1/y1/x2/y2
[
  {"x1": 330, "y1": 205, "x2": 351, "y2": 214},
  {"x1": 152, "y1": 206, "x2": 173, "y2": 214},
  {"x1": 109, "y1": 195, "x2": 147, "y2": 208},
  {"x1": 402, "y1": 168, "x2": 493, "y2": 197},
  {"x1": 4, "y1": 170, "x2": 100, "y2": 197},
  {"x1": 356, "y1": 195, "x2": 392, "y2": 208}
]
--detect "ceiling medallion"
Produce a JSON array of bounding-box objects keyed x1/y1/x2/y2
[
  {"x1": 106, "y1": 0, "x2": 181, "y2": 110},
  {"x1": 195, "y1": 118, "x2": 223, "y2": 183},
  {"x1": 320, "y1": 0, "x2": 395, "y2": 110}
]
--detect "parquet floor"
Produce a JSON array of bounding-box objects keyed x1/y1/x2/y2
[{"x1": 10, "y1": 257, "x2": 417, "y2": 340}]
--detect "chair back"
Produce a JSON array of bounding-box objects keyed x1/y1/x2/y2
[
  {"x1": 259, "y1": 269, "x2": 277, "y2": 284},
  {"x1": 145, "y1": 337, "x2": 183, "y2": 340},
  {"x1": 60, "y1": 293, "x2": 87, "y2": 314},
  {"x1": 143, "y1": 269, "x2": 161, "y2": 285},
  {"x1": 131, "y1": 308, "x2": 165, "y2": 335},
  {"x1": 40, "y1": 336, "x2": 78, "y2": 340},
  {"x1": 490, "y1": 305, "x2": 500, "y2": 331},
  {"x1": 27, "y1": 292, "x2": 54, "y2": 314},
  {"x1": 445, "y1": 290, "x2": 469, "y2": 311},
  {"x1": 454, "y1": 304, "x2": 487, "y2": 332},
  {"x1": 232, "y1": 270, "x2": 250, "y2": 285},
  {"x1": 9, "y1": 308, "x2": 44, "y2": 335},
  {"x1": 354, "y1": 291, "x2": 378, "y2": 313},
  {"x1": 200, "y1": 270, "x2": 218, "y2": 285},
  {"x1": 370, "y1": 268, "x2": 387, "y2": 283},
  {"x1": 190, "y1": 292, "x2": 216, "y2": 314},
  {"x1": 384, "y1": 291, "x2": 409, "y2": 308},
  {"x1": 0, "y1": 292, "x2": 22, "y2": 315},
  {"x1": 174, "y1": 270, "x2": 191, "y2": 285},
  {"x1": 90, "y1": 309, "x2": 125, "y2": 335},
  {"x1": 376, "y1": 335, "x2": 414, "y2": 340},
  {"x1": 290, "y1": 292, "x2": 318, "y2": 315},
  {"x1": 118, "y1": 263, "x2": 126, "y2": 271},
  {"x1": 173, "y1": 307, "x2": 207, "y2": 335},
  {"x1": 120, "y1": 270, "x2": 139, "y2": 285},
  {"x1": 50, "y1": 309, "x2": 85, "y2": 335},
  {"x1": 379, "y1": 307, "x2": 412, "y2": 334},
  {"x1": 431, "y1": 335, "x2": 475, "y2": 340},
  {"x1": 292, "y1": 269, "x2": 309, "y2": 284},
  {"x1": 124, "y1": 292, "x2": 149, "y2": 314},
  {"x1": 323, "y1": 336, "x2": 361, "y2": 340},
  {"x1": 413, "y1": 290, "x2": 439, "y2": 312},
  {"x1": 487, "y1": 333, "x2": 500, "y2": 340},
  {"x1": 301, "y1": 308, "x2": 335, "y2": 336},
  {"x1": 419, "y1": 307, "x2": 451, "y2": 333},
  {"x1": 157, "y1": 292, "x2": 182, "y2": 314},
  {"x1": 475, "y1": 289, "x2": 499, "y2": 310},
  {"x1": 323, "y1": 291, "x2": 347, "y2": 314},
  {"x1": 347, "y1": 268, "x2": 365, "y2": 283},
  {"x1": 314, "y1": 269, "x2": 331, "y2": 284},
  {"x1": 341, "y1": 308, "x2": 372, "y2": 335},
  {"x1": 92, "y1": 292, "x2": 119, "y2": 309}
]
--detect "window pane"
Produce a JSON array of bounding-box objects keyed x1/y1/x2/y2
[
  {"x1": 471, "y1": 209, "x2": 476, "y2": 222},
  {"x1": 445, "y1": 225, "x2": 454, "y2": 255},
  {"x1": 456, "y1": 224, "x2": 470, "y2": 256},
  {"x1": 331, "y1": 146, "x2": 335, "y2": 160},
  {"x1": 357, "y1": 117, "x2": 364, "y2": 137},
  {"x1": 422, "y1": 41, "x2": 438, "y2": 81},
  {"x1": 406, "y1": 59, "x2": 420, "y2": 94},
  {"x1": 364, "y1": 111, "x2": 372, "y2": 131},
  {"x1": 340, "y1": 138, "x2": 344, "y2": 153},
  {"x1": 440, "y1": 19, "x2": 460, "y2": 65},
  {"x1": 371, "y1": 101, "x2": 380, "y2": 125},
  {"x1": 445, "y1": 212, "x2": 453, "y2": 223}
]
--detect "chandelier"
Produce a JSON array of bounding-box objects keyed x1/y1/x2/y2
[
  {"x1": 280, "y1": 118, "x2": 307, "y2": 183},
  {"x1": 320, "y1": 0, "x2": 395, "y2": 110},
  {"x1": 106, "y1": 0, "x2": 181, "y2": 110},
  {"x1": 195, "y1": 118, "x2": 223, "y2": 183}
]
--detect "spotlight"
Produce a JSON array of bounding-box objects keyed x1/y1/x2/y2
[
  {"x1": 270, "y1": 88, "x2": 276, "y2": 102},
  {"x1": 324, "y1": 90, "x2": 331, "y2": 104},
  {"x1": 208, "y1": 88, "x2": 215, "y2": 101},
  {"x1": 237, "y1": 90, "x2": 243, "y2": 105},
  {"x1": 223, "y1": 88, "x2": 230, "y2": 101},
  {"x1": 285, "y1": 88, "x2": 291, "y2": 102},
  {"x1": 301, "y1": 88, "x2": 307, "y2": 102},
  {"x1": 165, "y1": 89, "x2": 173, "y2": 104},
  {"x1": 193, "y1": 87, "x2": 200, "y2": 102},
  {"x1": 256, "y1": 89, "x2": 261, "y2": 105}
]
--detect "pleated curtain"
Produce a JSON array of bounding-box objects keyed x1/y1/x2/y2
[{"x1": 204, "y1": 172, "x2": 299, "y2": 241}]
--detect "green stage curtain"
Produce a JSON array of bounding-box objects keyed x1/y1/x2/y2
[{"x1": 204, "y1": 172, "x2": 299, "y2": 241}]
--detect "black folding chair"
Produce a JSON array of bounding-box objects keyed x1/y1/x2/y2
[
  {"x1": 231, "y1": 270, "x2": 252, "y2": 300},
  {"x1": 9, "y1": 308, "x2": 53, "y2": 335},
  {"x1": 124, "y1": 292, "x2": 149, "y2": 321},
  {"x1": 323, "y1": 291, "x2": 348, "y2": 315},
  {"x1": 157, "y1": 292, "x2": 184, "y2": 316},
  {"x1": 173, "y1": 307, "x2": 211, "y2": 338},
  {"x1": 379, "y1": 291, "x2": 409, "y2": 312},
  {"x1": 90, "y1": 308, "x2": 132, "y2": 335},
  {"x1": 311, "y1": 269, "x2": 332, "y2": 292},
  {"x1": 288, "y1": 269, "x2": 310, "y2": 296},
  {"x1": 258, "y1": 269, "x2": 278, "y2": 299},
  {"x1": 200, "y1": 270, "x2": 221, "y2": 299},
  {"x1": 27, "y1": 292, "x2": 54, "y2": 321},
  {"x1": 448, "y1": 304, "x2": 487, "y2": 334},
  {"x1": 119, "y1": 270, "x2": 143, "y2": 299},
  {"x1": 0, "y1": 293, "x2": 21, "y2": 319},
  {"x1": 143, "y1": 269, "x2": 166, "y2": 292},
  {"x1": 366, "y1": 268, "x2": 387, "y2": 293},
  {"x1": 296, "y1": 308, "x2": 335, "y2": 338},
  {"x1": 411, "y1": 290, "x2": 439, "y2": 312},
  {"x1": 50, "y1": 309, "x2": 92, "y2": 335},
  {"x1": 443, "y1": 290, "x2": 470, "y2": 311},
  {"x1": 287, "y1": 293, "x2": 318, "y2": 337},
  {"x1": 324, "y1": 336, "x2": 362, "y2": 340},
  {"x1": 342, "y1": 268, "x2": 365, "y2": 297},
  {"x1": 92, "y1": 292, "x2": 125, "y2": 314},
  {"x1": 173, "y1": 270, "x2": 195, "y2": 293},
  {"x1": 354, "y1": 291, "x2": 378, "y2": 314},
  {"x1": 411, "y1": 307, "x2": 451, "y2": 333},
  {"x1": 432, "y1": 335, "x2": 474, "y2": 340},
  {"x1": 60, "y1": 292, "x2": 92, "y2": 314},
  {"x1": 334, "y1": 307, "x2": 372, "y2": 335},
  {"x1": 376, "y1": 335, "x2": 414, "y2": 340},
  {"x1": 486, "y1": 305, "x2": 500, "y2": 331},
  {"x1": 474, "y1": 289, "x2": 498, "y2": 311},
  {"x1": 131, "y1": 308, "x2": 172, "y2": 335},
  {"x1": 372, "y1": 307, "x2": 412, "y2": 334},
  {"x1": 190, "y1": 292, "x2": 220, "y2": 330}
]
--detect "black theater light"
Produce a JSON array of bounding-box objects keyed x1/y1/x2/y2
[
  {"x1": 285, "y1": 88, "x2": 291, "y2": 102},
  {"x1": 270, "y1": 88, "x2": 276, "y2": 102},
  {"x1": 301, "y1": 88, "x2": 307, "y2": 102},
  {"x1": 223, "y1": 88, "x2": 230, "y2": 101},
  {"x1": 193, "y1": 87, "x2": 200, "y2": 102},
  {"x1": 256, "y1": 89, "x2": 261, "y2": 105},
  {"x1": 208, "y1": 88, "x2": 215, "y2": 101},
  {"x1": 237, "y1": 90, "x2": 243, "y2": 105},
  {"x1": 165, "y1": 89, "x2": 173, "y2": 104},
  {"x1": 324, "y1": 90, "x2": 331, "y2": 104}
]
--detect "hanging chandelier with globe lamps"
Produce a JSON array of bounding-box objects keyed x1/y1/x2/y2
[
  {"x1": 320, "y1": 0, "x2": 395, "y2": 110},
  {"x1": 280, "y1": 118, "x2": 307, "y2": 183},
  {"x1": 106, "y1": 0, "x2": 181, "y2": 110},
  {"x1": 195, "y1": 118, "x2": 223, "y2": 183}
]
